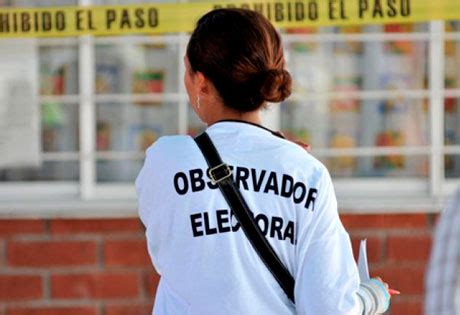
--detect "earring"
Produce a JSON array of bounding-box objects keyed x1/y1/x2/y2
[{"x1": 196, "y1": 95, "x2": 201, "y2": 109}]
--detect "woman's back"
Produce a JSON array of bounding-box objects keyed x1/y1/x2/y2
[{"x1": 137, "y1": 120, "x2": 361, "y2": 314}]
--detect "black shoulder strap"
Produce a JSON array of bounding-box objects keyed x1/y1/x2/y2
[{"x1": 194, "y1": 132, "x2": 295, "y2": 303}]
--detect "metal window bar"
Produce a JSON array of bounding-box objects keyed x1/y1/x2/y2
[
  {"x1": 178, "y1": 33, "x2": 189, "y2": 135},
  {"x1": 78, "y1": 0, "x2": 96, "y2": 200},
  {"x1": 429, "y1": 21, "x2": 446, "y2": 197}
]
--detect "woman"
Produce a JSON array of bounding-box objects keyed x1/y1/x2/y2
[{"x1": 136, "y1": 8, "x2": 390, "y2": 314}]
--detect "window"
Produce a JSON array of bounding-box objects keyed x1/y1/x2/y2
[{"x1": 0, "y1": 0, "x2": 458, "y2": 215}]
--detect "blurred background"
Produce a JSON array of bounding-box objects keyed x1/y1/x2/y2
[{"x1": 0, "y1": 0, "x2": 459, "y2": 314}]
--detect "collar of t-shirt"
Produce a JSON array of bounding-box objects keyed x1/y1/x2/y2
[{"x1": 206, "y1": 119, "x2": 285, "y2": 139}]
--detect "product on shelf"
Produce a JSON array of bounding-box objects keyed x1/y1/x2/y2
[
  {"x1": 96, "y1": 121, "x2": 111, "y2": 151},
  {"x1": 96, "y1": 63, "x2": 120, "y2": 94},
  {"x1": 284, "y1": 27, "x2": 330, "y2": 151},
  {"x1": 366, "y1": 24, "x2": 427, "y2": 176},
  {"x1": 286, "y1": 27, "x2": 318, "y2": 54},
  {"x1": 41, "y1": 102, "x2": 64, "y2": 152},
  {"x1": 132, "y1": 70, "x2": 164, "y2": 94},
  {"x1": 374, "y1": 130, "x2": 405, "y2": 169},
  {"x1": 444, "y1": 22, "x2": 460, "y2": 177},
  {"x1": 328, "y1": 133, "x2": 356, "y2": 177},
  {"x1": 328, "y1": 26, "x2": 362, "y2": 176},
  {"x1": 39, "y1": 47, "x2": 79, "y2": 179},
  {"x1": 129, "y1": 125, "x2": 162, "y2": 151},
  {"x1": 40, "y1": 66, "x2": 65, "y2": 95}
]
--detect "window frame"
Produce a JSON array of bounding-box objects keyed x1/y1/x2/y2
[{"x1": 2, "y1": 17, "x2": 460, "y2": 217}]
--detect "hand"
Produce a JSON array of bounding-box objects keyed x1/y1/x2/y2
[{"x1": 374, "y1": 276, "x2": 400, "y2": 297}]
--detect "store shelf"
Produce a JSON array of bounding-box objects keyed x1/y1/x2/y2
[
  {"x1": 42, "y1": 152, "x2": 80, "y2": 161},
  {"x1": 284, "y1": 32, "x2": 431, "y2": 43},
  {"x1": 289, "y1": 90, "x2": 429, "y2": 102},
  {"x1": 444, "y1": 146, "x2": 460, "y2": 155},
  {"x1": 95, "y1": 93, "x2": 182, "y2": 103},
  {"x1": 96, "y1": 151, "x2": 145, "y2": 160},
  {"x1": 312, "y1": 146, "x2": 430, "y2": 157},
  {"x1": 40, "y1": 95, "x2": 80, "y2": 104},
  {"x1": 444, "y1": 89, "x2": 460, "y2": 98}
]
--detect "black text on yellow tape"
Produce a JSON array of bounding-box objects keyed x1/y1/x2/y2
[{"x1": 0, "y1": 0, "x2": 459, "y2": 38}]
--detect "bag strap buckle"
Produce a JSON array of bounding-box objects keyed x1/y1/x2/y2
[{"x1": 208, "y1": 163, "x2": 232, "y2": 184}]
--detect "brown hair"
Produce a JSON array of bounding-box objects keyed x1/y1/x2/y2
[{"x1": 186, "y1": 8, "x2": 292, "y2": 112}]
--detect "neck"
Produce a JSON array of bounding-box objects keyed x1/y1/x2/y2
[{"x1": 206, "y1": 105, "x2": 262, "y2": 126}]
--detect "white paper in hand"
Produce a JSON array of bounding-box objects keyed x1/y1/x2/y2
[{"x1": 358, "y1": 239, "x2": 370, "y2": 282}]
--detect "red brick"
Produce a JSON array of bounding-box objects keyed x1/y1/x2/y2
[
  {"x1": 50, "y1": 219, "x2": 143, "y2": 234},
  {"x1": 104, "y1": 239, "x2": 150, "y2": 267},
  {"x1": 8, "y1": 241, "x2": 97, "y2": 267},
  {"x1": 0, "y1": 275, "x2": 42, "y2": 300},
  {"x1": 0, "y1": 220, "x2": 45, "y2": 236},
  {"x1": 390, "y1": 299, "x2": 423, "y2": 315},
  {"x1": 340, "y1": 214, "x2": 428, "y2": 230},
  {"x1": 144, "y1": 271, "x2": 161, "y2": 297},
  {"x1": 51, "y1": 272, "x2": 140, "y2": 299},
  {"x1": 0, "y1": 240, "x2": 4, "y2": 266},
  {"x1": 7, "y1": 307, "x2": 97, "y2": 315},
  {"x1": 387, "y1": 235, "x2": 432, "y2": 262},
  {"x1": 372, "y1": 265, "x2": 426, "y2": 295},
  {"x1": 104, "y1": 304, "x2": 152, "y2": 315},
  {"x1": 350, "y1": 236, "x2": 383, "y2": 263}
]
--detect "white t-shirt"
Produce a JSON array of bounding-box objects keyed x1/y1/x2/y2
[{"x1": 136, "y1": 121, "x2": 363, "y2": 315}]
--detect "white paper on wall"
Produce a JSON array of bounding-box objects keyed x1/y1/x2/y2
[{"x1": 0, "y1": 40, "x2": 40, "y2": 169}]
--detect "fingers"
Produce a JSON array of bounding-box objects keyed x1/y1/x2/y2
[{"x1": 373, "y1": 276, "x2": 399, "y2": 296}]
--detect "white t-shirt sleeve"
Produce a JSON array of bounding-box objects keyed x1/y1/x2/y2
[
  {"x1": 135, "y1": 142, "x2": 158, "y2": 228},
  {"x1": 294, "y1": 167, "x2": 362, "y2": 315},
  {"x1": 135, "y1": 138, "x2": 170, "y2": 275}
]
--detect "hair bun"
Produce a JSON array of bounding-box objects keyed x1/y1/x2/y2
[{"x1": 260, "y1": 69, "x2": 292, "y2": 103}]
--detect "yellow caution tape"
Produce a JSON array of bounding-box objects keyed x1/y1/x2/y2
[{"x1": 0, "y1": 0, "x2": 459, "y2": 38}]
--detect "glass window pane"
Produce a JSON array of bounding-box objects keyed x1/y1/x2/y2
[
  {"x1": 281, "y1": 98, "x2": 429, "y2": 149},
  {"x1": 0, "y1": 161, "x2": 79, "y2": 181},
  {"x1": 286, "y1": 39, "x2": 427, "y2": 93},
  {"x1": 446, "y1": 155, "x2": 460, "y2": 178},
  {"x1": 97, "y1": 159, "x2": 140, "y2": 182},
  {"x1": 322, "y1": 155, "x2": 428, "y2": 178},
  {"x1": 96, "y1": 101, "x2": 180, "y2": 182},
  {"x1": 445, "y1": 41, "x2": 460, "y2": 89},
  {"x1": 96, "y1": 101, "x2": 179, "y2": 152},
  {"x1": 41, "y1": 103, "x2": 79, "y2": 152},
  {"x1": 446, "y1": 21, "x2": 460, "y2": 32},
  {"x1": 281, "y1": 97, "x2": 429, "y2": 176},
  {"x1": 444, "y1": 98, "x2": 460, "y2": 145},
  {"x1": 95, "y1": 44, "x2": 179, "y2": 94},
  {"x1": 39, "y1": 47, "x2": 78, "y2": 95}
]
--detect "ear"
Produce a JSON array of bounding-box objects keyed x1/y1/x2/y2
[{"x1": 195, "y1": 71, "x2": 213, "y2": 97}]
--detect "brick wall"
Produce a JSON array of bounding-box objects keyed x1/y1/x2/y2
[
  {"x1": 342, "y1": 214, "x2": 436, "y2": 315},
  {"x1": 0, "y1": 214, "x2": 436, "y2": 315},
  {"x1": 0, "y1": 219, "x2": 158, "y2": 315}
]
